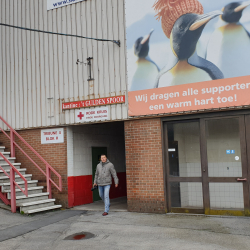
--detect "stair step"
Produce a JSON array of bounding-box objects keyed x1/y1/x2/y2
[
  {"x1": 0, "y1": 168, "x2": 26, "y2": 177},
  {"x1": 0, "y1": 180, "x2": 38, "y2": 191},
  {"x1": 0, "y1": 163, "x2": 21, "y2": 171},
  {"x1": 24, "y1": 205, "x2": 62, "y2": 214},
  {"x1": 0, "y1": 152, "x2": 10, "y2": 155},
  {"x1": 0, "y1": 145, "x2": 62, "y2": 214},
  {"x1": 0, "y1": 157, "x2": 16, "y2": 163},
  {"x1": 0, "y1": 168, "x2": 26, "y2": 173},
  {"x1": 0, "y1": 174, "x2": 32, "y2": 180},
  {"x1": 20, "y1": 198, "x2": 56, "y2": 207},
  {"x1": 0, "y1": 162, "x2": 21, "y2": 166},
  {"x1": 4, "y1": 186, "x2": 43, "y2": 193},
  {"x1": 0, "y1": 174, "x2": 32, "y2": 184},
  {"x1": 0, "y1": 156, "x2": 15, "y2": 160},
  {"x1": 16, "y1": 192, "x2": 49, "y2": 203},
  {"x1": 7, "y1": 186, "x2": 43, "y2": 199},
  {"x1": 0, "y1": 153, "x2": 11, "y2": 159},
  {"x1": 20, "y1": 199, "x2": 56, "y2": 213}
]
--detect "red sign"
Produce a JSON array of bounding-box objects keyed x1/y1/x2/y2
[{"x1": 62, "y1": 95, "x2": 125, "y2": 110}]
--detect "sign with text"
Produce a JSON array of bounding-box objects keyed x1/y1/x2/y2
[
  {"x1": 128, "y1": 76, "x2": 250, "y2": 116},
  {"x1": 47, "y1": 0, "x2": 85, "y2": 11},
  {"x1": 75, "y1": 106, "x2": 110, "y2": 123},
  {"x1": 125, "y1": 0, "x2": 250, "y2": 116},
  {"x1": 62, "y1": 95, "x2": 125, "y2": 110},
  {"x1": 41, "y1": 128, "x2": 64, "y2": 144}
]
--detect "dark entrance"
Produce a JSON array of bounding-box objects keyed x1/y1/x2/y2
[
  {"x1": 163, "y1": 112, "x2": 250, "y2": 216},
  {"x1": 92, "y1": 147, "x2": 107, "y2": 202}
]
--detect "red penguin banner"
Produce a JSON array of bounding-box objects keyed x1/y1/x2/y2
[{"x1": 125, "y1": 0, "x2": 250, "y2": 116}]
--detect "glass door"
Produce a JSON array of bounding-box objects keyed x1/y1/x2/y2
[
  {"x1": 165, "y1": 121, "x2": 204, "y2": 213},
  {"x1": 204, "y1": 117, "x2": 249, "y2": 216},
  {"x1": 164, "y1": 115, "x2": 250, "y2": 215}
]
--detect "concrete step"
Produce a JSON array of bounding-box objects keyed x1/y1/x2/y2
[
  {"x1": 0, "y1": 174, "x2": 32, "y2": 184},
  {"x1": 0, "y1": 157, "x2": 15, "y2": 164},
  {"x1": 20, "y1": 199, "x2": 56, "y2": 213},
  {"x1": 24, "y1": 204, "x2": 62, "y2": 214},
  {"x1": 0, "y1": 163, "x2": 21, "y2": 171},
  {"x1": 0, "y1": 180, "x2": 38, "y2": 191},
  {"x1": 0, "y1": 152, "x2": 10, "y2": 158},
  {"x1": 16, "y1": 192, "x2": 49, "y2": 203},
  {"x1": 0, "y1": 146, "x2": 5, "y2": 152},
  {"x1": 0, "y1": 168, "x2": 26, "y2": 177},
  {"x1": 5, "y1": 186, "x2": 44, "y2": 199}
]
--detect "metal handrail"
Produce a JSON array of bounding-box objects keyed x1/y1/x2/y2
[
  {"x1": 0, "y1": 116, "x2": 62, "y2": 201},
  {"x1": 0, "y1": 153, "x2": 28, "y2": 194},
  {"x1": 0, "y1": 152, "x2": 28, "y2": 212}
]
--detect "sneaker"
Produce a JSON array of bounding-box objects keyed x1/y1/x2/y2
[{"x1": 102, "y1": 212, "x2": 108, "y2": 216}]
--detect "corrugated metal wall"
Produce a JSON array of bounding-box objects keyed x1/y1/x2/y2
[{"x1": 0, "y1": 0, "x2": 128, "y2": 130}]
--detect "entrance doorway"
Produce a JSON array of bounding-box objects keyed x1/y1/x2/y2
[
  {"x1": 92, "y1": 147, "x2": 107, "y2": 202},
  {"x1": 164, "y1": 114, "x2": 250, "y2": 216}
]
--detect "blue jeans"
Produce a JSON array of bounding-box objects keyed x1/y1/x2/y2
[{"x1": 98, "y1": 185, "x2": 111, "y2": 213}]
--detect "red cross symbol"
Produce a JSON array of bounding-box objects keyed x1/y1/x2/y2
[{"x1": 77, "y1": 112, "x2": 84, "y2": 120}]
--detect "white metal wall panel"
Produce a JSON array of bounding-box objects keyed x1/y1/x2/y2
[
  {"x1": 2, "y1": 1, "x2": 7, "y2": 129},
  {"x1": 0, "y1": 1, "x2": 4, "y2": 129},
  {"x1": 9, "y1": 1, "x2": 15, "y2": 129},
  {"x1": 16, "y1": 0, "x2": 22, "y2": 130},
  {"x1": 22, "y1": 0, "x2": 28, "y2": 129},
  {"x1": 5, "y1": 1, "x2": 11, "y2": 130},
  {"x1": 0, "y1": 3, "x2": 2, "y2": 129},
  {"x1": 0, "y1": 0, "x2": 128, "y2": 130}
]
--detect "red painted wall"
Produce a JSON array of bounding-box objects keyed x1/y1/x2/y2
[
  {"x1": 68, "y1": 175, "x2": 93, "y2": 207},
  {"x1": 110, "y1": 172, "x2": 127, "y2": 199},
  {"x1": 68, "y1": 172, "x2": 127, "y2": 207}
]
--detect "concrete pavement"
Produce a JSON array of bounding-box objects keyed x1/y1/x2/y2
[
  {"x1": 71, "y1": 196, "x2": 127, "y2": 212},
  {"x1": 0, "y1": 210, "x2": 86, "y2": 242},
  {"x1": 1, "y1": 198, "x2": 250, "y2": 250}
]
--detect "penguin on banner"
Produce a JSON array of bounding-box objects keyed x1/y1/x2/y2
[
  {"x1": 206, "y1": 1, "x2": 250, "y2": 78},
  {"x1": 153, "y1": 0, "x2": 224, "y2": 88},
  {"x1": 130, "y1": 30, "x2": 160, "y2": 91}
]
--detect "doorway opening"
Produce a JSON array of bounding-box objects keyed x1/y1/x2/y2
[{"x1": 68, "y1": 121, "x2": 127, "y2": 208}]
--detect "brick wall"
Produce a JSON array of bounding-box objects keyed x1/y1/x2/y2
[
  {"x1": 125, "y1": 118, "x2": 165, "y2": 213},
  {"x1": 0, "y1": 127, "x2": 68, "y2": 207}
]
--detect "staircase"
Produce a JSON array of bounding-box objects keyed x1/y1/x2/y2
[{"x1": 0, "y1": 145, "x2": 62, "y2": 214}]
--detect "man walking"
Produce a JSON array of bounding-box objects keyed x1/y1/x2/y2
[{"x1": 93, "y1": 154, "x2": 119, "y2": 216}]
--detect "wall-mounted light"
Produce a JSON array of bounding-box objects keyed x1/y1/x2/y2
[
  {"x1": 76, "y1": 57, "x2": 94, "y2": 81},
  {"x1": 86, "y1": 57, "x2": 94, "y2": 81}
]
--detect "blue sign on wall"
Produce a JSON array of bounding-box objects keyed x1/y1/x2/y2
[{"x1": 226, "y1": 150, "x2": 231, "y2": 154}]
